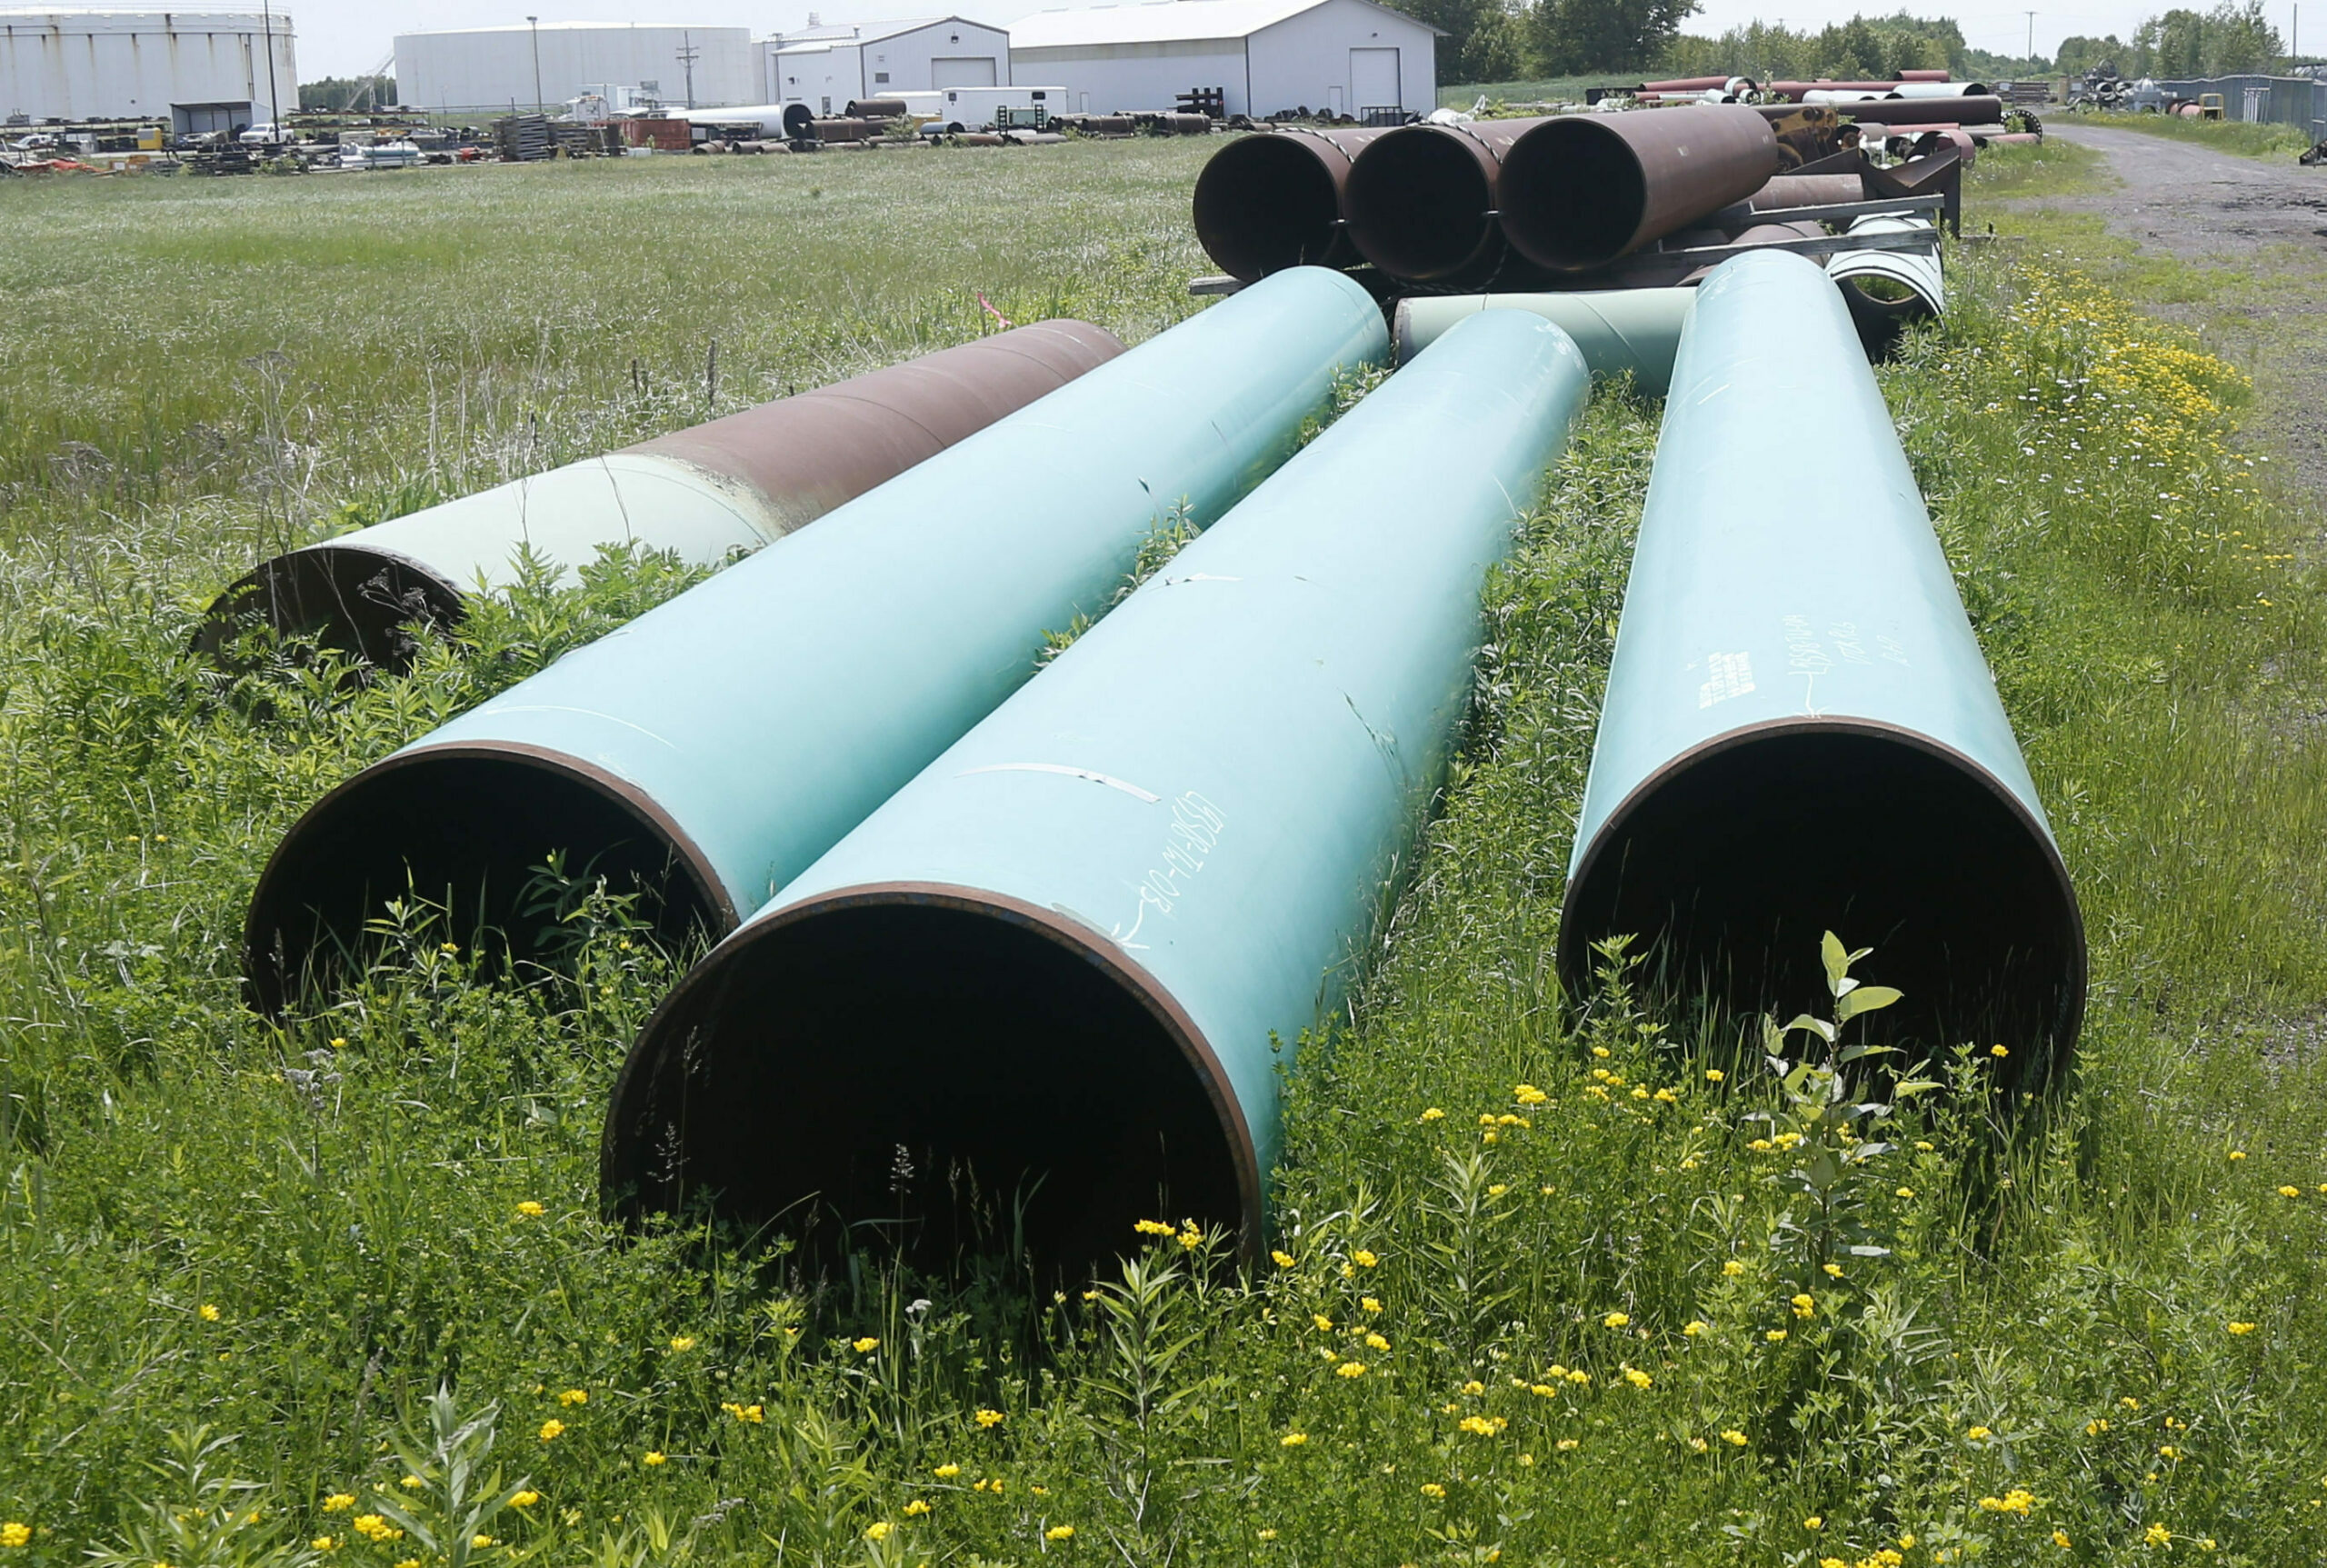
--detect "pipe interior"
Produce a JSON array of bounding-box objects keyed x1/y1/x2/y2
[
  {"x1": 1560, "y1": 729, "x2": 2082, "y2": 1085},
  {"x1": 1344, "y1": 128, "x2": 1496, "y2": 280},
  {"x1": 246, "y1": 753, "x2": 724, "y2": 1011},
  {"x1": 1501, "y1": 120, "x2": 1648, "y2": 271},
  {"x1": 607, "y1": 902, "x2": 1246, "y2": 1282},
  {"x1": 1193, "y1": 135, "x2": 1344, "y2": 278},
  {"x1": 193, "y1": 545, "x2": 464, "y2": 672}
]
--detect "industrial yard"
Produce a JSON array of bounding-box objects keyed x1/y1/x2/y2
[{"x1": 5, "y1": 92, "x2": 2327, "y2": 1568}]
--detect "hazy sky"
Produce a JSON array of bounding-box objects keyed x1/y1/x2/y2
[{"x1": 287, "y1": 0, "x2": 2219, "y2": 80}]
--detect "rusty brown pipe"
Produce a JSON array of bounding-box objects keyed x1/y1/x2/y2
[
  {"x1": 1762, "y1": 95, "x2": 2005, "y2": 125},
  {"x1": 1750, "y1": 171, "x2": 1871, "y2": 209},
  {"x1": 1498, "y1": 105, "x2": 1780, "y2": 273},
  {"x1": 1342, "y1": 118, "x2": 1548, "y2": 285},
  {"x1": 195, "y1": 325, "x2": 1126, "y2": 671},
  {"x1": 845, "y1": 97, "x2": 909, "y2": 118},
  {"x1": 1191, "y1": 125, "x2": 1394, "y2": 278}
]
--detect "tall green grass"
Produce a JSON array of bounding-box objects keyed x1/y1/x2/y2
[
  {"x1": 2065, "y1": 110, "x2": 2318, "y2": 159},
  {"x1": 3, "y1": 142, "x2": 2325, "y2": 1565}
]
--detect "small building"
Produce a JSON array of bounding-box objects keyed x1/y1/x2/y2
[
  {"x1": 394, "y1": 22, "x2": 754, "y2": 116},
  {"x1": 1006, "y1": 0, "x2": 1437, "y2": 119},
  {"x1": 759, "y1": 16, "x2": 1010, "y2": 115},
  {"x1": 0, "y1": 7, "x2": 297, "y2": 126}
]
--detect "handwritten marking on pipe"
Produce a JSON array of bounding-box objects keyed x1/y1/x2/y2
[
  {"x1": 1111, "y1": 792, "x2": 1226, "y2": 951},
  {"x1": 1782, "y1": 614, "x2": 1833, "y2": 716},
  {"x1": 957, "y1": 763, "x2": 1162, "y2": 803},
  {"x1": 1696, "y1": 651, "x2": 1756, "y2": 709},
  {"x1": 1159, "y1": 574, "x2": 1243, "y2": 586}
]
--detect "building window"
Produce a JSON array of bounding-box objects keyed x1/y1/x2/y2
[{"x1": 874, "y1": 70, "x2": 889, "y2": 82}]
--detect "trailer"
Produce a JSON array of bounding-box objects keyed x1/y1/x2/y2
[{"x1": 920, "y1": 85, "x2": 1066, "y2": 132}]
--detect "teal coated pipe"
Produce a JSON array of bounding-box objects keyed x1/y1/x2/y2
[
  {"x1": 1393, "y1": 288, "x2": 1693, "y2": 394},
  {"x1": 1558, "y1": 250, "x2": 2082, "y2": 1081},
  {"x1": 193, "y1": 325, "x2": 1125, "y2": 671},
  {"x1": 602, "y1": 311, "x2": 1593, "y2": 1273},
  {"x1": 243, "y1": 268, "x2": 1388, "y2": 1014}
]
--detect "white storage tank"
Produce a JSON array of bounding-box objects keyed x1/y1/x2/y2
[
  {"x1": 395, "y1": 22, "x2": 754, "y2": 116},
  {"x1": 0, "y1": 7, "x2": 297, "y2": 125}
]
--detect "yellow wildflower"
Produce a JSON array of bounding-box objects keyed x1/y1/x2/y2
[
  {"x1": 1271, "y1": 1250, "x2": 1296, "y2": 1268},
  {"x1": 1723, "y1": 1260, "x2": 1745, "y2": 1277},
  {"x1": 199, "y1": 1304, "x2": 221, "y2": 1323},
  {"x1": 1257, "y1": 1529, "x2": 1277, "y2": 1541},
  {"x1": 1280, "y1": 1432, "x2": 1308, "y2": 1447},
  {"x1": 852, "y1": 1337, "x2": 880, "y2": 1353},
  {"x1": 1966, "y1": 1425, "x2": 1992, "y2": 1440},
  {"x1": 1514, "y1": 1084, "x2": 1547, "y2": 1105},
  {"x1": 1603, "y1": 1312, "x2": 1630, "y2": 1329},
  {"x1": 1045, "y1": 1525, "x2": 1074, "y2": 1542},
  {"x1": 2145, "y1": 1523, "x2": 2172, "y2": 1547},
  {"x1": 2227, "y1": 1320, "x2": 2257, "y2": 1334},
  {"x1": 1313, "y1": 1313, "x2": 1335, "y2": 1332},
  {"x1": 1990, "y1": 1044, "x2": 2008, "y2": 1058},
  {"x1": 904, "y1": 1501, "x2": 932, "y2": 1517},
  {"x1": 1555, "y1": 1438, "x2": 1579, "y2": 1452},
  {"x1": 1462, "y1": 1380, "x2": 1485, "y2": 1394},
  {"x1": 1457, "y1": 1415, "x2": 1508, "y2": 1436},
  {"x1": 864, "y1": 1523, "x2": 893, "y2": 1543},
  {"x1": 1683, "y1": 1320, "x2": 1707, "y2": 1336},
  {"x1": 1420, "y1": 1108, "x2": 1445, "y2": 1123},
  {"x1": 668, "y1": 1336, "x2": 697, "y2": 1352},
  {"x1": 0, "y1": 1525, "x2": 27, "y2": 1550},
  {"x1": 537, "y1": 1420, "x2": 564, "y2": 1442},
  {"x1": 1364, "y1": 1333, "x2": 1390, "y2": 1351},
  {"x1": 558, "y1": 1388, "x2": 588, "y2": 1406},
  {"x1": 1133, "y1": 1219, "x2": 1175, "y2": 1236},
  {"x1": 514, "y1": 1202, "x2": 544, "y2": 1218},
  {"x1": 1803, "y1": 1515, "x2": 1823, "y2": 1531},
  {"x1": 508, "y1": 1493, "x2": 539, "y2": 1509},
  {"x1": 1822, "y1": 1263, "x2": 1843, "y2": 1278},
  {"x1": 1565, "y1": 1369, "x2": 1590, "y2": 1384},
  {"x1": 2054, "y1": 1532, "x2": 2072, "y2": 1549},
  {"x1": 1721, "y1": 1430, "x2": 1748, "y2": 1446},
  {"x1": 1353, "y1": 1250, "x2": 1378, "y2": 1267},
  {"x1": 1421, "y1": 1483, "x2": 1446, "y2": 1498},
  {"x1": 975, "y1": 1409, "x2": 1005, "y2": 1429},
  {"x1": 1336, "y1": 1362, "x2": 1368, "y2": 1378},
  {"x1": 1895, "y1": 1187, "x2": 1915, "y2": 1198},
  {"x1": 1623, "y1": 1367, "x2": 1653, "y2": 1389},
  {"x1": 1765, "y1": 1330, "x2": 1787, "y2": 1343},
  {"x1": 934, "y1": 1463, "x2": 961, "y2": 1477},
  {"x1": 1978, "y1": 1490, "x2": 2036, "y2": 1515},
  {"x1": 1705, "y1": 1069, "x2": 1725, "y2": 1083},
  {"x1": 1362, "y1": 1296, "x2": 1383, "y2": 1313},
  {"x1": 1791, "y1": 1294, "x2": 1816, "y2": 1319},
  {"x1": 321, "y1": 1496, "x2": 355, "y2": 1513},
  {"x1": 644, "y1": 1452, "x2": 666, "y2": 1466},
  {"x1": 2229, "y1": 1150, "x2": 2246, "y2": 1161},
  {"x1": 314, "y1": 1538, "x2": 338, "y2": 1552}
]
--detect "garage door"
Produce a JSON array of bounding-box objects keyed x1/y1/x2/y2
[
  {"x1": 1350, "y1": 47, "x2": 1400, "y2": 113},
  {"x1": 932, "y1": 56, "x2": 998, "y2": 87}
]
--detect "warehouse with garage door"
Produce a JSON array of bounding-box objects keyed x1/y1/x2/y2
[
  {"x1": 760, "y1": 16, "x2": 1010, "y2": 113},
  {"x1": 1007, "y1": 0, "x2": 1435, "y2": 120}
]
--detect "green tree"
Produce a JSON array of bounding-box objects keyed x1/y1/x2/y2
[
  {"x1": 1529, "y1": 0, "x2": 1701, "y2": 74},
  {"x1": 2055, "y1": 34, "x2": 2128, "y2": 75},
  {"x1": 1393, "y1": 0, "x2": 1524, "y2": 83}
]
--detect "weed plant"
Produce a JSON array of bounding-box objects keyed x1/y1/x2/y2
[
  {"x1": 2067, "y1": 111, "x2": 2317, "y2": 159},
  {"x1": 2, "y1": 147, "x2": 2325, "y2": 1566}
]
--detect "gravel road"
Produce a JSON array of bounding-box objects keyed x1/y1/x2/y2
[{"x1": 2041, "y1": 120, "x2": 2327, "y2": 494}]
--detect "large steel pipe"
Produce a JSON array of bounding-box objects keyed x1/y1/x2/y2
[
  {"x1": 1343, "y1": 117, "x2": 1546, "y2": 285},
  {"x1": 602, "y1": 310, "x2": 1593, "y2": 1273},
  {"x1": 1828, "y1": 95, "x2": 2004, "y2": 125},
  {"x1": 242, "y1": 268, "x2": 1388, "y2": 1014},
  {"x1": 1497, "y1": 105, "x2": 1779, "y2": 273},
  {"x1": 1749, "y1": 171, "x2": 1869, "y2": 208},
  {"x1": 195, "y1": 325, "x2": 1124, "y2": 670},
  {"x1": 1191, "y1": 125, "x2": 1393, "y2": 279},
  {"x1": 1557, "y1": 251, "x2": 2082, "y2": 1081},
  {"x1": 1393, "y1": 288, "x2": 1693, "y2": 394}
]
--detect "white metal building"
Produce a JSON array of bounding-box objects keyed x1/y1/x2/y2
[
  {"x1": 1006, "y1": 0, "x2": 1435, "y2": 119},
  {"x1": 759, "y1": 16, "x2": 1010, "y2": 114},
  {"x1": 394, "y1": 22, "x2": 754, "y2": 115},
  {"x1": 0, "y1": 7, "x2": 296, "y2": 128}
]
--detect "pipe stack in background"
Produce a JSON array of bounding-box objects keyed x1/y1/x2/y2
[
  {"x1": 602, "y1": 310, "x2": 1594, "y2": 1273},
  {"x1": 242, "y1": 268, "x2": 1387, "y2": 1014},
  {"x1": 195, "y1": 325, "x2": 1125, "y2": 670},
  {"x1": 1557, "y1": 251, "x2": 2082, "y2": 1084}
]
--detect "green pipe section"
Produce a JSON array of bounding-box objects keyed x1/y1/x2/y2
[
  {"x1": 194, "y1": 324, "x2": 1125, "y2": 671},
  {"x1": 603, "y1": 311, "x2": 1593, "y2": 1272},
  {"x1": 1558, "y1": 250, "x2": 2082, "y2": 1081},
  {"x1": 1393, "y1": 289, "x2": 1693, "y2": 394},
  {"x1": 243, "y1": 267, "x2": 1387, "y2": 1014}
]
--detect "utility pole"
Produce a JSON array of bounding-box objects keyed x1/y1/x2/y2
[
  {"x1": 259, "y1": 0, "x2": 282, "y2": 125},
  {"x1": 677, "y1": 31, "x2": 700, "y2": 108},
  {"x1": 528, "y1": 15, "x2": 544, "y2": 115},
  {"x1": 2026, "y1": 10, "x2": 2037, "y2": 64}
]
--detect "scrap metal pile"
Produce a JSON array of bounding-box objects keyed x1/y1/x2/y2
[
  {"x1": 1190, "y1": 90, "x2": 2024, "y2": 356},
  {"x1": 205, "y1": 123, "x2": 2079, "y2": 1273}
]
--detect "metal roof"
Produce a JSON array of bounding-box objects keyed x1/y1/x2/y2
[
  {"x1": 1007, "y1": 0, "x2": 1438, "y2": 49},
  {"x1": 771, "y1": 15, "x2": 1004, "y2": 45}
]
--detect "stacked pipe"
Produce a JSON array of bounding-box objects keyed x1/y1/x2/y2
[
  {"x1": 195, "y1": 325, "x2": 1126, "y2": 670},
  {"x1": 1558, "y1": 250, "x2": 2082, "y2": 1080},
  {"x1": 602, "y1": 309, "x2": 1595, "y2": 1273},
  {"x1": 242, "y1": 268, "x2": 1387, "y2": 1014}
]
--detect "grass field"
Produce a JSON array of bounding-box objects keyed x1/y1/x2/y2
[
  {"x1": 2061, "y1": 110, "x2": 2319, "y2": 159},
  {"x1": 5, "y1": 141, "x2": 2327, "y2": 1567}
]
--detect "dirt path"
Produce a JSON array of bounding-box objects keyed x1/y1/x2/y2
[{"x1": 2037, "y1": 121, "x2": 2327, "y2": 497}]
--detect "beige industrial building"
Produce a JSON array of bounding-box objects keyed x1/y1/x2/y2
[{"x1": 1, "y1": 6, "x2": 297, "y2": 131}]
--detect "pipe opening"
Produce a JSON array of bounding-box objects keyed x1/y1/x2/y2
[
  {"x1": 1558, "y1": 724, "x2": 2083, "y2": 1086},
  {"x1": 604, "y1": 893, "x2": 1253, "y2": 1282},
  {"x1": 1498, "y1": 120, "x2": 1650, "y2": 271},
  {"x1": 1343, "y1": 126, "x2": 1498, "y2": 281},
  {"x1": 245, "y1": 746, "x2": 729, "y2": 1014},
  {"x1": 192, "y1": 544, "x2": 464, "y2": 673},
  {"x1": 1192, "y1": 135, "x2": 1346, "y2": 278}
]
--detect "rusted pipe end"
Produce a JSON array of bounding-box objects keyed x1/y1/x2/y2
[
  {"x1": 1343, "y1": 123, "x2": 1503, "y2": 282},
  {"x1": 244, "y1": 743, "x2": 734, "y2": 1015},
  {"x1": 1193, "y1": 132, "x2": 1352, "y2": 279},
  {"x1": 1556, "y1": 721, "x2": 2085, "y2": 1088},
  {"x1": 602, "y1": 884, "x2": 1261, "y2": 1281},
  {"x1": 191, "y1": 544, "x2": 465, "y2": 673},
  {"x1": 1497, "y1": 117, "x2": 1652, "y2": 272}
]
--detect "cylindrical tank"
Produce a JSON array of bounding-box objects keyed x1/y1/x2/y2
[
  {"x1": 1557, "y1": 250, "x2": 2082, "y2": 1084},
  {"x1": 1823, "y1": 95, "x2": 2005, "y2": 125},
  {"x1": 1392, "y1": 288, "x2": 1693, "y2": 394},
  {"x1": 242, "y1": 269, "x2": 1389, "y2": 1014},
  {"x1": 194, "y1": 325, "x2": 1126, "y2": 670},
  {"x1": 601, "y1": 310, "x2": 1594, "y2": 1273},
  {"x1": 846, "y1": 97, "x2": 909, "y2": 117},
  {"x1": 1192, "y1": 125, "x2": 1394, "y2": 278},
  {"x1": 1893, "y1": 80, "x2": 1991, "y2": 97},
  {"x1": 1769, "y1": 80, "x2": 1903, "y2": 99},
  {"x1": 1343, "y1": 118, "x2": 1549, "y2": 285},
  {"x1": 1497, "y1": 105, "x2": 1779, "y2": 272},
  {"x1": 1749, "y1": 171, "x2": 1870, "y2": 209}
]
